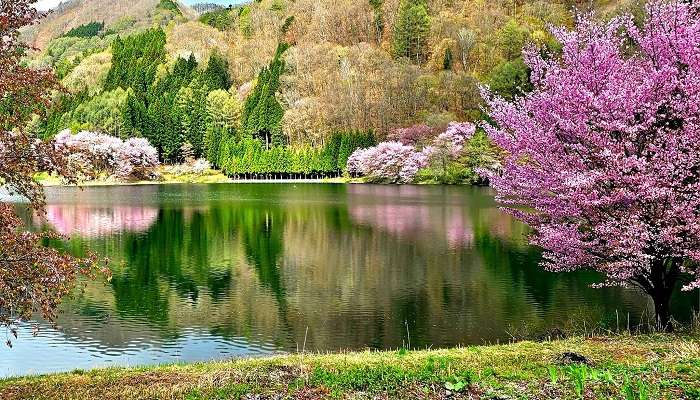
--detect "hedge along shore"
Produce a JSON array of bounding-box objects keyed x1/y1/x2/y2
[
  {"x1": 35, "y1": 168, "x2": 354, "y2": 187},
  {"x1": 1, "y1": 335, "x2": 699, "y2": 399}
]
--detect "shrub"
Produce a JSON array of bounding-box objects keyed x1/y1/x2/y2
[
  {"x1": 348, "y1": 122, "x2": 497, "y2": 184},
  {"x1": 199, "y1": 8, "x2": 236, "y2": 31},
  {"x1": 192, "y1": 158, "x2": 212, "y2": 174}
]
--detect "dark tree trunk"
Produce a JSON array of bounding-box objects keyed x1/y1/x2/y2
[
  {"x1": 650, "y1": 288, "x2": 673, "y2": 331},
  {"x1": 637, "y1": 257, "x2": 680, "y2": 332}
]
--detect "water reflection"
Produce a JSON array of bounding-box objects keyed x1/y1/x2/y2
[
  {"x1": 2, "y1": 184, "x2": 696, "y2": 377},
  {"x1": 43, "y1": 205, "x2": 159, "y2": 237}
]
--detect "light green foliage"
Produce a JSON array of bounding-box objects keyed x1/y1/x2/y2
[
  {"x1": 488, "y1": 57, "x2": 531, "y2": 100},
  {"x1": 239, "y1": 6, "x2": 253, "y2": 38},
  {"x1": 498, "y1": 19, "x2": 530, "y2": 61},
  {"x1": 205, "y1": 89, "x2": 242, "y2": 165},
  {"x1": 217, "y1": 130, "x2": 374, "y2": 176},
  {"x1": 62, "y1": 51, "x2": 112, "y2": 95},
  {"x1": 104, "y1": 16, "x2": 137, "y2": 35},
  {"x1": 207, "y1": 89, "x2": 242, "y2": 129},
  {"x1": 417, "y1": 131, "x2": 500, "y2": 185},
  {"x1": 71, "y1": 88, "x2": 129, "y2": 136},
  {"x1": 199, "y1": 7, "x2": 236, "y2": 31},
  {"x1": 392, "y1": 0, "x2": 430, "y2": 63},
  {"x1": 157, "y1": 0, "x2": 181, "y2": 15},
  {"x1": 37, "y1": 34, "x2": 115, "y2": 79}
]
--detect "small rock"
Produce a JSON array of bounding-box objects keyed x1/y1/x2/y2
[{"x1": 557, "y1": 351, "x2": 590, "y2": 365}]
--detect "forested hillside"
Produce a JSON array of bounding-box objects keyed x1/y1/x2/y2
[{"x1": 27, "y1": 0, "x2": 644, "y2": 181}]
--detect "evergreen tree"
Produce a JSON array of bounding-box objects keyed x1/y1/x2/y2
[
  {"x1": 392, "y1": 0, "x2": 430, "y2": 63},
  {"x1": 63, "y1": 21, "x2": 104, "y2": 38},
  {"x1": 160, "y1": 93, "x2": 183, "y2": 162},
  {"x1": 241, "y1": 43, "x2": 289, "y2": 148},
  {"x1": 105, "y1": 28, "x2": 167, "y2": 92},
  {"x1": 175, "y1": 78, "x2": 209, "y2": 157},
  {"x1": 203, "y1": 51, "x2": 232, "y2": 91},
  {"x1": 121, "y1": 90, "x2": 147, "y2": 138}
]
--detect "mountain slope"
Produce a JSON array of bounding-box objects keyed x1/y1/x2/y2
[
  {"x1": 28, "y1": 0, "x2": 645, "y2": 164},
  {"x1": 23, "y1": 0, "x2": 194, "y2": 49}
]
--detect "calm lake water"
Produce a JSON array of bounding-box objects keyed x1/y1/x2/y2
[{"x1": 2, "y1": 184, "x2": 697, "y2": 377}]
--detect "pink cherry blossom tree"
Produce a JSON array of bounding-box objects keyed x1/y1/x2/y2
[
  {"x1": 348, "y1": 141, "x2": 427, "y2": 183},
  {"x1": 482, "y1": 1, "x2": 700, "y2": 328},
  {"x1": 55, "y1": 130, "x2": 159, "y2": 181},
  {"x1": 422, "y1": 122, "x2": 476, "y2": 177}
]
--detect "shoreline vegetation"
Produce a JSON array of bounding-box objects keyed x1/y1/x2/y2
[
  {"x1": 36, "y1": 166, "x2": 354, "y2": 186},
  {"x1": 36, "y1": 165, "x2": 482, "y2": 186},
  {"x1": 1, "y1": 334, "x2": 699, "y2": 399}
]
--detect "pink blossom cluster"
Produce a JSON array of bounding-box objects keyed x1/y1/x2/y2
[
  {"x1": 55, "y1": 130, "x2": 159, "y2": 180},
  {"x1": 44, "y1": 205, "x2": 159, "y2": 238},
  {"x1": 115, "y1": 138, "x2": 160, "y2": 180},
  {"x1": 481, "y1": 1, "x2": 700, "y2": 304},
  {"x1": 349, "y1": 122, "x2": 476, "y2": 183},
  {"x1": 388, "y1": 124, "x2": 436, "y2": 146},
  {"x1": 422, "y1": 122, "x2": 476, "y2": 161},
  {"x1": 55, "y1": 130, "x2": 122, "y2": 171},
  {"x1": 347, "y1": 141, "x2": 427, "y2": 183}
]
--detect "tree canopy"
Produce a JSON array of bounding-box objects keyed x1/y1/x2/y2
[{"x1": 483, "y1": 1, "x2": 700, "y2": 328}]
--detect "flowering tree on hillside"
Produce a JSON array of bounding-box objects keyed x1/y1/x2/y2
[
  {"x1": 0, "y1": 0, "x2": 105, "y2": 344},
  {"x1": 388, "y1": 124, "x2": 436, "y2": 146},
  {"x1": 422, "y1": 122, "x2": 476, "y2": 176},
  {"x1": 482, "y1": 1, "x2": 700, "y2": 328}
]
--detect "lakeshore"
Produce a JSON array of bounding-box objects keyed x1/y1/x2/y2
[
  {"x1": 1, "y1": 335, "x2": 698, "y2": 399},
  {"x1": 35, "y1": 167, "x2": 352, "y2": 186}
]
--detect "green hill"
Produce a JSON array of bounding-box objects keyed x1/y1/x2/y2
[{"x1": 26, "y1": 0, "x2": 643, "y2": 173}]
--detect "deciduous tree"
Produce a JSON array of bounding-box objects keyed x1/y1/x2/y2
[
  {"x1": 0, "y1": 0, "x2": 105, "y2": 343},
  {"x1": 482, "y1": 1, "x2": 700, "y2": 328}
]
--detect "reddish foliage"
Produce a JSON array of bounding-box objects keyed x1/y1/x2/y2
[{"x1": 0, "y1": 0, "x2": 106, "y2": 344}]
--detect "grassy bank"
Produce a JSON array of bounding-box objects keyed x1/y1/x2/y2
[{"x1": 1, "y1": 335, "x2": 699, "y2": 399}]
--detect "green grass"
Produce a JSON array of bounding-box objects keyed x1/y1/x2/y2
[{"x1": 1, "y1": 335, "x2": 699, "y2": 399}]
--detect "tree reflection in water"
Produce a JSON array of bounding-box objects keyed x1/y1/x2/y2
[{"x1": 8, "y1": 184, "x2": 696, "y2": 377}]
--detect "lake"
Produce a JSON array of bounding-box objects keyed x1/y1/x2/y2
[{"x1": 2, "y1": 184, "x2": 697, "y2": 377}]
